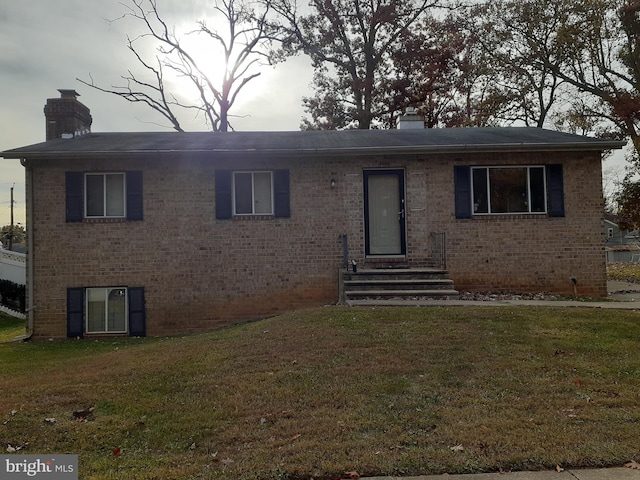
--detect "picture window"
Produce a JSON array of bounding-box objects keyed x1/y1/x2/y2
[{"x1": 472, "y1": 166, "x2": 546, "y2": 214}]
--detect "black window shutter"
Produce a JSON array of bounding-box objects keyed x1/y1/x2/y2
[
  {"x1": 547, "y1": 164, "x2": 565, "y2": 217},
  {"x1": 67, "y1": 288, "x2": 84, "y2": 338},
  {"x1": 273, "y1": 169, "x2": 291, "y2": 218},
  {"x1": 66, "y1": 172, "x2": 84, "y2": 222},
  {"x1": 215, "y1": 170, "x2": 233, "y2": 219},
  {"x1": 128, "y1": 287, "x2": 146, "y2": 337},
  {"x1": 126, "y1": 171, "x2": 144, "y2": 221},
  {"x1": 454, "y1": 166, "x2": 472, "y2": 219}
]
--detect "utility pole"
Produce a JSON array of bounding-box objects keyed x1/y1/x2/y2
[{"x1": 8, "y1": 184, "x2": 14, "y2": 251}]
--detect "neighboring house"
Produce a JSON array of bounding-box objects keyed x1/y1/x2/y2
[
  {"x1": 604, "y1": 216, "x2": 640, "y2": 262},
  {"x1": 1, "y1": 90, "x2": 626, "y2": 339}
]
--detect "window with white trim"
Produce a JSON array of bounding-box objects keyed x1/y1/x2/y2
[
  {"x1": 86, "y1": 287, "x2": 128, "y2": 334},
  {"x1": 85, "y1": 173, "x2": 126, "y2": 218},
  {"x1": 233, "y1": 171, "x2": 273, "y2": 215},
  {"x1": 472, "y1": 166, "x2": 546, "y2": 214}
]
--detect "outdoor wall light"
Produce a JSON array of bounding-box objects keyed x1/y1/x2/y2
[{"x1": 330, "y1": 178, "x2": 337, "y2": 189}]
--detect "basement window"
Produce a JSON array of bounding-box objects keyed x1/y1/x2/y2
[
  {"x1": 86, "y1": 287, "x2": 128, "y2": 334},
  {"x1": 67, "y1": 287, "x2": 146, "y2": 338}
]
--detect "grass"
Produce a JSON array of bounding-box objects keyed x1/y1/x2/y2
[
  {"x1": 1, "y1": 306, "x2": 640, "y2": 479},
  {"x1": 0, "y1": 312, "x2": 26, "y2": 342}
]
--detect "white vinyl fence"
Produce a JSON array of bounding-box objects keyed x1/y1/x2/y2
[
  {"x1": 0, "y1": 247, "x2": 26, "y2": 318},
  {"x1": 0, "y1": 247, "x2": 26, "y2": 285}
]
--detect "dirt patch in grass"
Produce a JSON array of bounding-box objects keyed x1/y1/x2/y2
[{"x1": 1, "y1": 307, "x2": 640, "y2": 479}]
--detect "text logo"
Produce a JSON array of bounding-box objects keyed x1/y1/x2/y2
[{"x1": 1, "y1": 455, "x2": 78, "y2": 479}]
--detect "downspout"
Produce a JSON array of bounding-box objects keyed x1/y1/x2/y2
[{"x1": 20, "y1": 158, "x2": 34, "y2": 340}]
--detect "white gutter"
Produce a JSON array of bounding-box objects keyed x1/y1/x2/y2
[{"x1": 20, "y1": 158, "x2": 34, "y2": 340}]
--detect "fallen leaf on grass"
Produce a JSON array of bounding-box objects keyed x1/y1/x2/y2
[
  {"x1": 344, "y1": 471, "x2": 360, "y2": 479},
  {"x1": 625, "y1": 461, "x2": 640, "y2": 469},
  {"x1": 112, "y1": 448, "x2": 121, "y2": 457},
  {"x1": 6, "y1": 442, "x2": 27, "y2": 453},
  {"x1": 556, "y1": 465, "x2": 564, "y2": 472},
  {"x1": 450, "y1": 444, "x2": 464, "y2": 452},
  {"x1": 73, "y1": 407, "x2": 95, "y2": 421},
  {"x1": 73, "y1": 407, "x2": 94, "y2": 417},
  {"x1": 554, "y1": 350, "x2": 573, "y2": 356}
]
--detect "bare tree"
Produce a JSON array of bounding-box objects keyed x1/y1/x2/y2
[{"x1": 79, "y1": 0, "x2": 284, "y2": 132}]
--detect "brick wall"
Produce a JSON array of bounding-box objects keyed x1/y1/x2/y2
[
  {"x1": 26, "y1": 149, "x2": 605, "y2": 338},
  {"x1": 424, "y1": 152, "x2": 606, "y2": 297}
]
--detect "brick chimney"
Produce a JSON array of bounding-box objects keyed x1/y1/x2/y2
[
  {"x1": 397, "y1": 107, "x2": 425, "y2": 129},
  {"x1": 44, "y1": 89, "x2": 92, "y2": 140}
]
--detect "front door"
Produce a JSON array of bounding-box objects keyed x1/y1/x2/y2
[{"x1": 364, "y1": 169, "x2": 406, "y2": 256}]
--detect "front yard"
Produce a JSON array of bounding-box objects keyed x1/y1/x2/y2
[{"x1": 1, "y1": 306, "x2": 639, "y2": 479}]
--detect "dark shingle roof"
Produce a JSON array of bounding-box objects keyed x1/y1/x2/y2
[{"x1": 1, "y1": 127, "x2": 626, "y2": 160}]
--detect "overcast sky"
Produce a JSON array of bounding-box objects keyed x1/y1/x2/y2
[
  {"x1": 0, "y1": 0, "x2": 313, "y2": 227},
  {"x1": 0, "y1": 1, "x2": 629, "y2": 228}
]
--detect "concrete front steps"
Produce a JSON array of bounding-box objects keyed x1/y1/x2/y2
[{"x1": 340, "y1": 267, "x2": 459, "y2": 306}]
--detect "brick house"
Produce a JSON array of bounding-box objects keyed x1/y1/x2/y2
[{"x1": 1, "y1": 91, "x2": 625, "y2": 338}]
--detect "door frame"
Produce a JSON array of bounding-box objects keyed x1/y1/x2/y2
[{"x1": 363, "y1": 169, "x2": 407, "y2": 257}]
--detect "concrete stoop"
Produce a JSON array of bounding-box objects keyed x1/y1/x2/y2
[{"x1": 340, "y1": 267, "x2": 459, "y2": 306}]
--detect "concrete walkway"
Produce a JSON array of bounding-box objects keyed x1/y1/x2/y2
[
  {"x1": 607, "y1": 281, "x2": 640, "y2": 302},
  {"x1": 355, "y1": 281, "x2": 640, "y2": 310},
  {"x1": 365, "y1": 466, "x2": 640, "y2": 479}
]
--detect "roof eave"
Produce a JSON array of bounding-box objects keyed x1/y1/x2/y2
[{"x1": 2, "y1": 140, "x2": 627, "y2": 161}]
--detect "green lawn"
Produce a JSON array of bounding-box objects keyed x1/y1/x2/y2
[
  {"x1": 1, "y1": 306, "x2": 639, "y2": 480},
  {"x1": 0, "y1": 312, "x2": 26, "y2": 342}
]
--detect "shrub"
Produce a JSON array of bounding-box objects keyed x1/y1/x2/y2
[{"x1": 0, "y1": 279, "x2": 25, "y2": 312}]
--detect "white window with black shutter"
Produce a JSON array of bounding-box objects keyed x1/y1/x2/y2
[
  {"x1": 65, "y1": 171, "x2": 143, "y2": 221},
  {"x1": 454, "y1": 165, "x2": 564, "y2": 218},
  {"x1": 233, "y1": 171, "x2": 273, "y2": 215},
  {"x1": 67, "y1": 287, "x2": 146, "y2": 337},
  {"x1": 215, "y1": 169, "x2": 290, "y2": 219}
]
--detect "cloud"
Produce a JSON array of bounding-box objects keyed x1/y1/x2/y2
[{"x1": 0, "y1": 0, "x2": 313, "y2": 225}]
